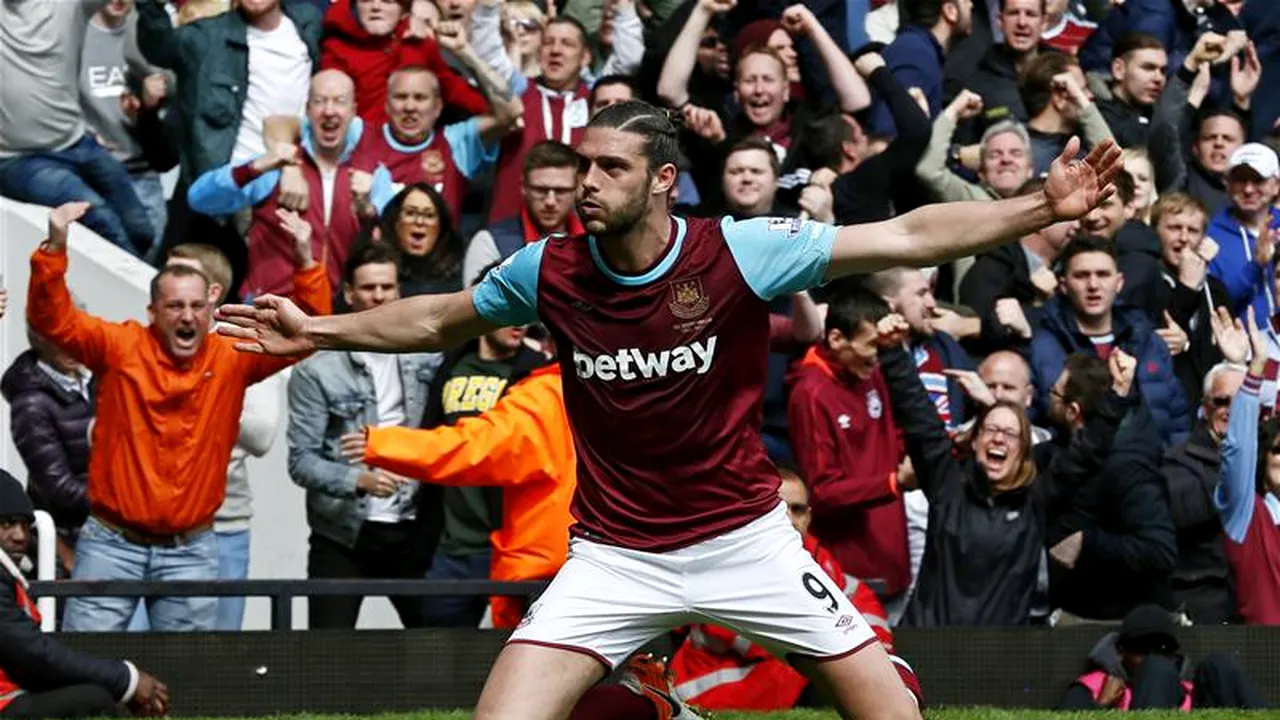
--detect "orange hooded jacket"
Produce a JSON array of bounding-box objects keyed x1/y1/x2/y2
[{"x1": 363, "y1": 363, "x2": 574, "y2": 627}]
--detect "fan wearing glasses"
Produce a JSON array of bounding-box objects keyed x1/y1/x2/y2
[
  {"x1": 463, "y1": 139, "x2": 585, "y2": 286},
  {"x1": 878, "y1": 312, "x2": 1136, "y2": 627},
  {"x1": 1161, "y1": 351, "x2": 1245, "y2": 625}
]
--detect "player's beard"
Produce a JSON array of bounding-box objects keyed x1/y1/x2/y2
[{"x1": 586, "y1": 179, "x2": 651, "y2": 240}]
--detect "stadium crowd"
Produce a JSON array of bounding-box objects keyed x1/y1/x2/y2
[{"x1": 2, "y1": 0, "x2": 1280, "y2": 714}]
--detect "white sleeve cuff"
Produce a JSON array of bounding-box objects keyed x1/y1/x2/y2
[{"x1": 120, "y1": 660, "x2": 139, "y2": 703}]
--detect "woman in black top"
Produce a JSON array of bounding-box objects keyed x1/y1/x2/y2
[{"x1": 877, "y1": 314, "x2": 1135, "y2": 627}]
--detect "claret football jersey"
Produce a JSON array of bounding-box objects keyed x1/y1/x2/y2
[{"x1": 473, "y1": 215, "x2": 837, "y2": 551}]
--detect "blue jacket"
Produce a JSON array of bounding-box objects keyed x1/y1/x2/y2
[
  {"x1": 867, "y1": 24, "x2": 945, "y2": 138},
  {"x1": 1030, "y1": 298, "x2": 1191, "y2": 447},
  {"x1": 185, "y1": 118, "x2": 395, "y2": 218},
  {"x1": 1206, "y1": 207, "x2": 1280, "y2": 322}
]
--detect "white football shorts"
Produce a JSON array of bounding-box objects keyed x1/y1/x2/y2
[{"x1": 508, "y1": 502, "x2": 878, "y2": 669}]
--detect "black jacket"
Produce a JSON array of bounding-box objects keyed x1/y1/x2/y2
[
  {"x1": 1046, "y1": 404, "x2": 1179, "y2": 619},
  {"x1": 1162, "y1": 422, "x2": 1234, "y2": 621},
  {"x1": 1096, "y1": 95, "x2": 1152, "y2": 150},
  {"x1": 881, "y1": 345, "x2": 1128, "y2": 627},
  {"x1": 0, "y1": 351, "x2": 94, "y2": 541},
  {"x1": 947, "y1": 43, "x2": 1032, "y2": 144},
  {"x1": 1117, "y1": 226, "x2": 1230, "y2": 407},
  {"x1": 831, "y1": 67, "x2": 932, "y2": 224},
  {"x1": 958, "y1": 242, "x2": 1051, "y2": 341},
  {"x1": 0, "y1": 564, "x2": 132, "y2": 700}
]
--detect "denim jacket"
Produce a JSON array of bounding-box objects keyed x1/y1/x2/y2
[{"x1": 286, "y1": 350, "x2": 442, "y2": 547}]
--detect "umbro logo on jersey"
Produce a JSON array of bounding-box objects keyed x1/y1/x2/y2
[{"x1": 573, "y1": 337, "x2": 718, "y2": 381}]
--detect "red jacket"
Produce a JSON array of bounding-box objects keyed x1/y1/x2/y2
[
  {"x1": 320, "y1": 0, "x2": 488, "y2": 125},
  {"x1": 787, "y1": 346, "x2": 911, "y2": 597}
]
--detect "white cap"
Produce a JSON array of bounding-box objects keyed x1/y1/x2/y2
[{"x1": 1227, "y1": 142, "x2": 1280, "y2": 179}]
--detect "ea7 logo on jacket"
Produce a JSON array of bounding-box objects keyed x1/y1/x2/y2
[{"x1": 573, "y1": 337, "x2": 718, "y2": 381}]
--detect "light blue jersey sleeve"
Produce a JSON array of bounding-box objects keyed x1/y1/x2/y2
[
  {"x1": 444, "y1": 118, "x2": 501, "y2": 179},
  {"x1": 186, "y1": 162, "x2": 280, "y2": 216},
  {"x1": 512, "y1": 73, "x2": 530, "y2": 97},
  {"x1": 370, "y1": 165, "x2": 396, "y2": 215},
  {"x1": 721, "y1": 216, "x2": 838, "y2": 301},
  {"x1": 471, "y1": 239, "x2": 545, "y2": 327},
  {"x1": 1216, "y1": 375, "x2": 1262, "y2": 543}
]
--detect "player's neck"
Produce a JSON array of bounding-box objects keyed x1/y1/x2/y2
[{"x1": 595, "y1": 208, "x2": 672, "y2": 275}]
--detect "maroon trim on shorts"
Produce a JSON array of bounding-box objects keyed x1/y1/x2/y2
[
  {"x1": 506, "y1": 639, "x2": 614, "y2": 672},
  {"x1": 785, "y1": 636, "x2": 878, "y2": 666}
]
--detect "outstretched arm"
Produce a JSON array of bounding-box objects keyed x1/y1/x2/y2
[
  {"x1": 218, "y1": 239, "x2": 544, "y2": 355},
  {"x1": 826, "y1": 138, "x2": 1122, "y2": 279},
  {"x1": 305, "y1": 289, "x2": 496, "y2": 353}
]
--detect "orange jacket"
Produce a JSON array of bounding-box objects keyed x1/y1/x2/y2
[
  {"x1": 364, "y1": 363, "x2": 575, "y2": 587},
  {"x1": 27, "y1": 246, "x2": 331, "y2": 534}
]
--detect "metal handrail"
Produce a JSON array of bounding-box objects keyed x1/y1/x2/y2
[
  {"x1": 32, "y1": 510, "x2": 57, "y2": 632},
  {"x1": 27, "y1": 578, "x2": 549, "y2": 630}
]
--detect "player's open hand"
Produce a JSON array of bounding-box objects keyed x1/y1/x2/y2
[
  {"x1": 1044, "y1": 138, "x2": 1123, "y2": 221},
  {"x1": 216, "y1": 295, "x2": 315, "y2": 356},
  {"x1": 46, "y1": 201, "x2": 93, "y2": 251},
  {"x1": 874, "y1": 313, "x2": 909, "y2": 348}
]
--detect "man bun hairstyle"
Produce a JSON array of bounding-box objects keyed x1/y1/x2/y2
[{"x1": 587, "y1": 100, "x2": 683, "y2": 172}]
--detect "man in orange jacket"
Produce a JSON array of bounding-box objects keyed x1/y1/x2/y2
[
  {"x1": 26, "y1": 202, "x2": 330, "y2": 633},
  {"x1": 342, "y1": 348, "x2": 573, "y2": 628}
]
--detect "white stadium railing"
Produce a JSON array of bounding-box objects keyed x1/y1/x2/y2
[{"x1": 33, "y1": 509, "x2": 56, "y2": 631}]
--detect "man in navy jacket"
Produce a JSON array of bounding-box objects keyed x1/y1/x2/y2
[{"x1": 1030, "y1": 236, "x2": 1192, "y2": 446}]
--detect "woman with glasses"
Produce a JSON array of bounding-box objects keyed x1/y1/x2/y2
[
  {"x1": 877, "y1": 313, "x2": 1135, "y2": 627},
  {"x1": 376, "y1": 183, "x2": 467, "y2": 296},
  {"x1": 1215, "y1": 308, "x2": 1280, "y2": 624}
]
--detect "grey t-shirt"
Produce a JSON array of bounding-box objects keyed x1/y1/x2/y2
[
  {"x1": 0, "y1": 0, "x2": 106, "y2": 157},
  {"x1": 80, "y1": 16, "x2": 147, "y2": 166}
]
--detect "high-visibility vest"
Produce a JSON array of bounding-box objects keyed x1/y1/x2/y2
[{"x1": 0, "y1": 556, "x2": 39, "y2": 709}]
